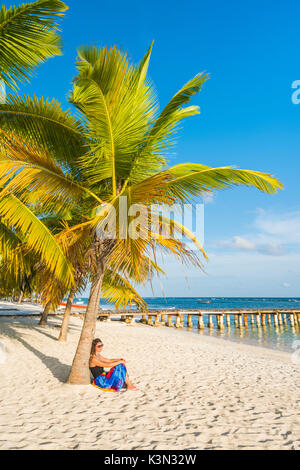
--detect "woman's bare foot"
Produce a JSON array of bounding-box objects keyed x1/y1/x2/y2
[{"x1": 126, "y1": 383, "x2": 139, "y2": 391}]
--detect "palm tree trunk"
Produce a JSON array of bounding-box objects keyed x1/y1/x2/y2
[
  {"x1": 17, "y1": 290, "x2": 24, "y2": 305},
  {"x1": 67, "y1": 265, "x2": 104, "y2": 384},
  {"x1": 57, "y1": 287, "x2": 77, "y2": 342},
  {"x1": 39, "y1": 301, "x2": 51, "y2": 326}
]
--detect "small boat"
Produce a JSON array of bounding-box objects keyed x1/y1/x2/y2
[
  {"x1": 59, "y1": 302, "x2": 87, "y2": 310},
  {"x1": 197, "y1": 299, "x2": 211, "y2": 304}
]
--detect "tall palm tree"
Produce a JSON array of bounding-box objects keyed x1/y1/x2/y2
[{"x1": 0, "y1": 44, "x2": 283, "y2": 384}]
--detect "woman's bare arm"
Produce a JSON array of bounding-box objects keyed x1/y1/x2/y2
[
  {"x1": 90, "y1": 356, "x2": 124, "y2": 369},
  {"x1": 101, "y1": 355, "x2": 124, "y2": 363}
]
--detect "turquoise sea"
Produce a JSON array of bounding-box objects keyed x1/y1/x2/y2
[{"x1": 73, "y1": 297, "x2": 300, "y2": 352}]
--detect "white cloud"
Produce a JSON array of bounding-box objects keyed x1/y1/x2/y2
[
  {"x1": 254, "y1": 211, "x2": 300, "y2": 245},
  {"x1": 216, "y1": 235, "x2": 284, "y2": 256},
  {"x1": 202, "y1": 192, "x2": 214, "y2": 204},
  {"x1": 214, "y1": 210, "x2": 300, "y2": 256}
]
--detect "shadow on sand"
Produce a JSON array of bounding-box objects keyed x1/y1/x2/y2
[{"x1": 0, "y1": 318, "x2": 82, "y2": 383}]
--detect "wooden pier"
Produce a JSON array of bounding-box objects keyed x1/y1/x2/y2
[{"x1": 95, "y1": 309, "x2": 300, "y2": 330}]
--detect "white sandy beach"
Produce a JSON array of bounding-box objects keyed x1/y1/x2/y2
[{"x1": 0, "y1": 307, "x2": 299, "y2": 450}]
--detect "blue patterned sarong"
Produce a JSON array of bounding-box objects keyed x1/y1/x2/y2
[{"x1": 92, "y1": 364, "x2": 127, "y2": 392}]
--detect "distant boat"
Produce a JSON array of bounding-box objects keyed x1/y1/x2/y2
[
  {"x1": 59, "y1": 301, "x2": 86, "y2": 309},
  {"x1": 197, "y1": 299, "x2": 211, "y2": 304}
]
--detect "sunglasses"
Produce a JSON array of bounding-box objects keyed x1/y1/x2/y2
[{"x1": 96, "y1": 344, "x2": 103, "y2": 348}]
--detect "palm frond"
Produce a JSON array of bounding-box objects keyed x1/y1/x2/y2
[
  {"x1": 0, "y1": 0, "x2": 68, "y2": 88},
  {"x1": 70, "y1": 45, "x2": 157, "y2": 193},
  {"x1": 0, "y1": 94, "x2": 86, "y2": 170},
  {"x1": 125, "y1": 72, "x2": 208, "y2": 185},
  {"x1": 102, "y1": 269, "x2": 147, "y2": 311},
  {"x1": 164, "y1": 164, "x2": 284, "y2": 201},
  {"x1": 0, "y1": 221, "x2": 28, "y2": 279},
  {"x1": 0, "y1": 132, "x2": 103, "y2": 211},
  {"x1": 158, "y1": 215, "x2": 208, "y2": 260},
  {"x1": 0, "y1": 191, "x2": 73, "y2": 285}
]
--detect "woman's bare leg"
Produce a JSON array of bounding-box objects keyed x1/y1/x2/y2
[{"x1": 124, "y1": 372, "x2": 139, "y2": 390}]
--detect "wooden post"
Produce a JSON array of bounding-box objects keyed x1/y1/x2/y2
[
  {"x1": 250, "y1": 314, "x2": 255, "y2": 325},
  {"x1": 234, "y1": 315, "x2": 238, "y2": 328},
  {"x1": 293, "y1": 313, "x2": 298, "y2": 325},
  {"x1": 218, "y1": 314, "x2": 224, "y2": 330},
  {"x1": 141, "y1": 314, "x2": 146, "y2": 324},
  {"x1": 166, "y1": 314, "x2": 173, "y2": 327},
  {"x1": 208, "y1": 315, "x2": 214, "y2": 328},
  {"x1": 283, "y1": 314, "x2": 288, "y2": 326},
  {"x1": 153, "y1": 315, "x2": 160, "y2": 327},
  {"x1": 180, "y1": 313, "x2": 184, "y2": 328},
  {"x1": 256, "y1": 313, "x2": 261, "y2": 328},
  {"x1": 274, "y1": 313, "x2": 279, "y2": 327},
  {"x1": 125, "y1": 315, "x2": 134, "y2": 325},
  {"x1": 261, "y1": 314, "x2": 266, "y2": 326},
  {"x1": 243, "y1": 314, "x2": 248, "y2": 328},
  {"x1": 198, "y1": 314, "x2": 204, "y2": 329},
  {"x1": 147, "y1": 314, "x2": 153, "y2": 326},
  {"x1": 161, "y1": 313, "x2": 165, "y2": 324},
  {"x1": 226, "y1": 314, "x2": 231, "y2": 328},
  {"x1": 267, "y1": 314, "x2": 272, "y2": 326},
  {"x1": 187, "y1": 314, "x2": 193, "y2": 328},
  {"x1": 289, "y1": 313, "x2": 295, "y2": 327},
  {"x1": 176, "y1": 314, "x2": 182, "y2": 328},
  {"x1": 278, "y1": 313, "x2": 283, "y2": 325},
  {"x1": 238, "y1": 314, "x2": 244, "y2": 329}
]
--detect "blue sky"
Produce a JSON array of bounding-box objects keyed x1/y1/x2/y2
[{"x1": 4, "y1": 0, "x2": 300, "y2": 296}]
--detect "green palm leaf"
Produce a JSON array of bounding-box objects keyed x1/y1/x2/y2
[
  {"x1": 70, "y1": 45, "x2": 157, "y2": 193},
  {"x1": 0, "y1": 131, "x2": 103, "y2": 211},
  {"x1": 0, "y1": 94, "x2": 86, "y2": 169},
  {"x1": 147, "y1": 73, "x2": 208, "y2": 150},
  {"x1": 125, "y1": 72, "x2": 209, "y2": 185},
  {"x1": 102, "y1": 269, "x2": 147, "y2": 311},
  {"x1": 164, "y1": 164, "x2": 284, "y2": 201},
  {"x1": 0, "y1": 191, "x2": 73, "y2": 285},
  {"x1": 0, "y1": 0, "x2": 68, "y2": 88}
]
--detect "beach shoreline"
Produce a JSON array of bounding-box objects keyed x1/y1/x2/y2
[
  {"x1": 0, "y1": 300, "x2": 298, "y2": 353},
  {"x1": 0, "y1": 312, "x2": 299, "y2": 450}
]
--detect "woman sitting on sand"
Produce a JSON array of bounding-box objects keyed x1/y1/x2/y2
[{"x1": 89, "y1": 338, "x2": 138, "y2": 392}]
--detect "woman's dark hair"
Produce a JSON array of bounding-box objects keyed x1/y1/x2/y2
[{"x1": 90, "y1": 338, "x2": 102, "y2": 357}]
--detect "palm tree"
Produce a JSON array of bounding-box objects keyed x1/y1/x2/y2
[
  {"x1": 0, "y1": 0, "x2": 73, "y2": 290},
  {"x1": 0, "y1": 44, "x2": 283, "y2": 384}
]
